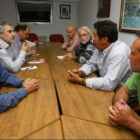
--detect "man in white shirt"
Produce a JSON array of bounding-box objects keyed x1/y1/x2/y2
[
  {"x1": 0, "y1": 22, "x2": 30, "y2": 72},
  {"x1": 68, "y1": 20, "x2": 132, "y2": 92}
]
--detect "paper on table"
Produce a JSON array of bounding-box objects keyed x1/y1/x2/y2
[
  {"x1": 39, "y1": 42, "x2": 43, "y2": 44},
  {"x1": 57, "y1": 56, "x2": 64, "y2": 60},
  {"x1": 28, "y1": 59, "x2": 44, "y2": 64},
  {"x1": 32, "y1": 53, "x2": 40, "y2": 56},
  {"x1": 20, "y1": 66, "x2": 37, "y2": 71}
]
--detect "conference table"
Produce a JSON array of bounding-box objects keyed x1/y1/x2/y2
[
  {"x1": 0, "y1": 42, "x2": 139, "y2": 139},
  {"x1": 0, "y1": 75, "x2": 60, "y2": 139}
]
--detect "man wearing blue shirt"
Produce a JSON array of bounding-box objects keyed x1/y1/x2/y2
[{"x1": 0, "y1": 50, "x2": 39, "y2": 112}]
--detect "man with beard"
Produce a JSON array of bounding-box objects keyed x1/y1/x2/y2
[
  {"x1": 64, "y1": 26, "x2": 95, "y2": 64},
  {"x1": 67, "y1": 20, "x2": 132, "y2": 92}
]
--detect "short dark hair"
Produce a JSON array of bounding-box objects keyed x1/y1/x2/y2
[
  {"x1": 14, "y1": 23, "x2": 28, "y2": 32},
  {"x1": 136, "y1": 31, "x2": 140, "y2": 38},
  {"x1": 94, "y1": 20, "x2": 118, "y2": 43}
]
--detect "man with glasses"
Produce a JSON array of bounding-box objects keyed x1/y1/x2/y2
[
  {"x1": 68, "y1": 20, "x2": 132, "y2": 92},
  {"x1": 64, "y1": 26, "x2": 95, "y2": 64},
  {"x1": 0, "y1": 22, "x2": 30, "y2": 72},
  {"x1": 11, "y1": 23, "x2": 37, "y2": 59}
]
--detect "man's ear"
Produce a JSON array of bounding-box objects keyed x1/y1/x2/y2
[
  {"x1": 102, "y1": 36, "x2": 108, "y2": 43},
  {"x1": 0, "y1": 33, "x2": 3, "y2": 39},
  {"x1": 0, "y1": 44, "x2": 2, "y2": 49}
]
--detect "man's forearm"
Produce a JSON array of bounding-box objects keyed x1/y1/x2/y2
[
  {"x1": 128, "y1": 115, "x2": 140, "y2": 136},
  {"x1": 112, "y1": 85, "x2": 130, "y2": 105}
]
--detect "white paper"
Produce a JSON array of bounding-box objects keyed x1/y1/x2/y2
[
  {"x1": 57, "y1": 56, "x2": 64, "y2": 60},
  {"x1": 25, "y1": 40, "x2": 36, "y2": 47},
  {"x1": 20, "y1": 66, "x2": 38, "y2": 71},
  {"x1": 39, "y1": 42, "x2": 43, "y2": 44},
  {"x1": 32, "y1": 53, "x2": 40, "y2": 56},
  {"x1": 28, "y1": 59, "x2": 44, "y2": 64}
]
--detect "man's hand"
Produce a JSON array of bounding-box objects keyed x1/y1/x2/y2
[
  {"x1": 67, "y1": 47, "x2": 72, "y2": 52},
  {"x1": 72, "y1": 69, "x2": 86, "y2": 77},
  {"x1": 64, "y1": 54, "x2": 71, "y2": 59},
  {"x1": 109, "y1": 102, "x2": 135, "y2": 127},
  {"x1": 22, "y1": 78, "x2": 39, "y2": 93},
  {"x1": 31, "y1": 49, "x2": 37, "y2": 55},
  {"x1": 64, "y1": 52, "x2": 75, "y2": 60},
  {"x1": 68, "y1": 70, "x2": 83, "y2": 84},
  {"x1": 34, "y1": 40, "x2": 39, "y2": 46},
  {"x1": 21, "y1": 43, "x2": 31, "y2": 52}
]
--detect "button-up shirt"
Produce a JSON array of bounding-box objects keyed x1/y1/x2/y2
[
  {"x1": 0, "y1": 62, "x2": 27, "y2": 113},
  {"x1": 0, "y1": 39, "x2": 26, "y2": 72},
  {"x1": 79, "y1": 40, "x2": 132, "y2": 91},
  {"x1": 11, "y1": 32, "x2": 35, "y2": 58}
]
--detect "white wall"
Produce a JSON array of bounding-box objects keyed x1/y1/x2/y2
[
  {"x1": 77, "y1": 0, "x2": 137, "y2": 47},
  {"x1": 0, "y1": 0, "x2": 17, "y2": 25},
  {"x1": 30, "y1": 1, "x2": 78, "y2": 40},
  {"x1": 0, "y1": 0, "x2": 78, "y2": 41}
]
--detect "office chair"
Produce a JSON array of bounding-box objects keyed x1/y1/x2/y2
[
  {"x1": 27, "y1": 33, "x2": 38, "y2": 42},
  {"x1": 49, "y1": 34, "x2": 64, "y2": 44}
]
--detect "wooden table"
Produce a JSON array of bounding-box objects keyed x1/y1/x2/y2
[
  {"x1": 1, "y1": 42, "x2": 139, "y2": 139},
  {"x1": 55, "y1": 78, "x2": 114, "y2": 125},
  {"x1": 36, "y1": 43, "x2": 48, "y2": 55},
  {"x1": 15, "y1": 54, "x2": 52, "y2": 80},
  {"x1": 24, "y1": 120, "x2": 63, "y2": 139},
  {"x1": 45, "y1": 42, "x2": 83, "y2": 80},
  {"x1": 0, "y1": 76, "x2": 60, "y2": 139},
  {"x1": 61, "y1": 115, "x2": 139, "y2": 139}
]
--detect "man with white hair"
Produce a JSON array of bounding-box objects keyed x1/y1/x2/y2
[{"x1": 64, "y1": 26, "x2": 95, "y2": 64}]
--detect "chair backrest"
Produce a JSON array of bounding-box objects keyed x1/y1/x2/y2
[
  {"x1": 49, "y1": 34, "x2": 64, "y2": 44},
  {"x1": 27, "y1": 33, "x2": 38, "y2": 42}
]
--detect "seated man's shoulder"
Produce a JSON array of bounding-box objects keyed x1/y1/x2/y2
[
  {"x1": 111, "y1": 40, "x2": 130, "y2": 54},
  {"x1": 74, "y1": 33, "x2": 79, "y2": 39}
]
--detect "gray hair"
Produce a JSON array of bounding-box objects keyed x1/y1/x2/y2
[
  {"x1": 0, "y1": 21, "x2": 12, "y2": 34},
  {"x1": 78, "y1": 26, "x2": 92, "y2": 36}
]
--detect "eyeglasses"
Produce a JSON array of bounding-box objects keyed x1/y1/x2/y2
[{"x1": 79, "y1": 34, "x2": 88, "y2": 37}]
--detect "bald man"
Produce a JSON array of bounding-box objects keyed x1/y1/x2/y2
[{"x1": 61, "y1": 24, "x2": 80, "y2": 52}]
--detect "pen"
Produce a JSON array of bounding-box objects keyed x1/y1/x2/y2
[{"x1": 25, "y1": 66, "x2": 33, "y2": 70}]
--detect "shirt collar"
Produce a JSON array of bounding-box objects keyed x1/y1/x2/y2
[
  {"x1": 0, "y1": 39, "x2": 10, "y2": 49},
  {"x1": 15, "y1": 32, "x2": 25, "y2": 42},
  {"x1": 71, "y1": 32, "x2": 78, "y2": 40},
  {"x1": 101, "y1": 40, "x2": 119, "y2": 57}
]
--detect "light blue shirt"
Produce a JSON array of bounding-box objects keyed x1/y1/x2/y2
[
  {"x1": 0, "y1": 39, "x2": 26, "y2": 72},
  {"x1": 11, "y1": 32, "x2": 35, "y2": 58},
  {"x1": 79, "y1": 40, "x2": 132, "y2": 91}
]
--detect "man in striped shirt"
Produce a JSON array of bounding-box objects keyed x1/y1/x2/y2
[{"x1": 64, "y1": 26, "x2": 95, "y2": 63}]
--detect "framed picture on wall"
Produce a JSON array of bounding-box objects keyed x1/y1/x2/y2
[
  {"x1": 60, "y1": 5, "x2": 71, "y2": 19},
  {"x1": 97, "y1": 0, "x2": 111, "y2": 18},
  {"x1": 119, "y1": 0, "x2": 140, "y2": 33}
]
